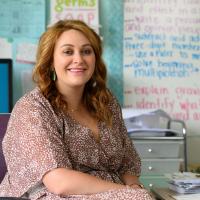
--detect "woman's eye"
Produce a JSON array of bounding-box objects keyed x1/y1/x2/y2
[
  {"x1": 81, "y1": 49, "x2": 92, "y2": 55},
  {"x1": 64, "y1": 50, "x2": 73, "y2": 55}
]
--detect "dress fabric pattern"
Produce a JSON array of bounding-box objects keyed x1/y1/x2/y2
[{"x1": 0, "y1": 87, "x2": 153, "y2": 199}]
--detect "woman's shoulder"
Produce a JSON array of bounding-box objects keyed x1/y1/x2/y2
[{"x1": 13, "y1": 87, "x2": 53, "y2": 114}]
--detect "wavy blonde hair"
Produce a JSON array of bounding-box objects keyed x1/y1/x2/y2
[{"x1": 32, "y1": 20, "x2": 113, "y2": 125}]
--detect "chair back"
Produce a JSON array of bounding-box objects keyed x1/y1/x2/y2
[{"x1": 0, "y1": 113, "x2": 10, "y2": 183}]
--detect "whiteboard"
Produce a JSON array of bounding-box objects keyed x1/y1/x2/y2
[{"x1": 123, "y1": 0, "x2": 200, "y2": 135}]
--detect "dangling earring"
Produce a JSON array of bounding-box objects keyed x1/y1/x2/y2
[{"x1": 51, "y1": 70, "x2": 57, "y2": 81}]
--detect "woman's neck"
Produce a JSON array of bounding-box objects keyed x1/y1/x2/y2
[
  {"x1": 59, "y1": 86, "x2": 84, "y2": 111},
  {"x1": 55, "y1": 81, "x2": 86, "y2": 110}
]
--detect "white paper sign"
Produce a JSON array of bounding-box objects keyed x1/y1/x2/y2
[
  {"x1": 16, "y1": 43, "x2": 37, "y2": 63},
  {"x1": 0, "y1": 37, "x2": 12, "y2": 58},
  {"x1": 50, "y1": 0, "x2": 99, "y2": 33}
]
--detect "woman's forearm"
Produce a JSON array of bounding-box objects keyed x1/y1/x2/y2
[
  {"x1": 43, "y1": 168, "x2": 126, "y2": 196},
  {"x1": 121, "y1": 172, "x2": 140, "y2": 186}
]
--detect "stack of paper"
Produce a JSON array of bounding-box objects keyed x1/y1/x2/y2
[
  {"x1": 172, "y1": 193, "x2": 200, "y2": 200},
  {"x1": 122, "y1": 108, "x2": 178, "y2": 137},
  {"x1": 167, "y1": 172, "x2": 200, "y2": 194}
]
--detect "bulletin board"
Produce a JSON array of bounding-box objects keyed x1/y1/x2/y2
[
  {"x1": 0, "y1": 0, "x2": 45, "y2": 38},
  {"x1": 0, "y1": 0, "x2": 46, "y2": 104},
  {"x1": 123, "y1": 0, "x2": 200, "y2": 135}
]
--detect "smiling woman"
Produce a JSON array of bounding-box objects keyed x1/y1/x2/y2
[
  {"x1": 53, "y1": 29, "x2": 96, "y2": 90},
  {"x1": 0, "y1": 20, "x2": 153, "y2": 200}
]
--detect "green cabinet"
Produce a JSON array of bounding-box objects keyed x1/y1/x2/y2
[
  {"x1": 140, "y1": 176, "x2": 169, "y2": 189},
  {"x1": 132, "y1": 136, "x2": 185, "y2": 190}
]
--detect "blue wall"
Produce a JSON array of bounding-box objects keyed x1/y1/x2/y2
[
  {"x1": 100, "y1": 0, "x2": 123, "y2": 105},
  {"x1": 0, "y1": 0, "x2": 124, "y2": 106}
]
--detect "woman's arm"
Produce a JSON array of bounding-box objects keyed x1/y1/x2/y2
[
  {"x1": 43, "y1": 168, "x2": 126, "y2": 196},
  {"x1": 121, "y1": 173, "x2": 144, "y2": 189}
]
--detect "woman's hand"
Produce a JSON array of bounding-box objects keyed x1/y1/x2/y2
[
  {"x1": 128, "y1": 183, "x2": 144, "y2": 189},
  {"x1": 121, "y1": 173, "x2": 144, "y2": 189}
]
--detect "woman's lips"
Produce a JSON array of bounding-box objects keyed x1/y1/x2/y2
[{"x1": 68, "y1": 68, "x2": 85, "y2": 72}]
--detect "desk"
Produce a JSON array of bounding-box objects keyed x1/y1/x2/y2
[
  {"x1": 151, "y1": 188, "x2": 200, "y2": 200},
  {"x1": 151, "y1": 188, "x2": 176, "y2": 200}
]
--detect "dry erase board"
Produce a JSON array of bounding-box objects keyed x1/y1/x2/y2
[
  {"x1": 0, "y1": 59, "x2": 12, "y2": 112},
  {"x1": 123, "y1": 1, "x2": 200, "y2": 135}
]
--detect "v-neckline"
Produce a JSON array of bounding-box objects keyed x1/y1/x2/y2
[{"x1": 66, "y1": 112, "x2": 101, "y2": 144}]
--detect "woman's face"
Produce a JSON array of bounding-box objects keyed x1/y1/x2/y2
[{"x1": 53, "y1": 29, "x2": 96, "y2": 92}]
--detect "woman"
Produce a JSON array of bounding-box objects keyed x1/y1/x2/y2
[{"x1": 0, "y1": 20, "x2": 153, "y2": 199}]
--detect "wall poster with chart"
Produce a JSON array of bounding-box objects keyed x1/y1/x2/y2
[
  {"x1": 0, "y1": 0, "x2": 45, "y2": 38},
  {"x1": 123, "y1": 0, "x2": 200, "y2": 137}
]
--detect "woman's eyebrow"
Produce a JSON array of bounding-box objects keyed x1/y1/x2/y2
[
  {"x1": 60, "y1": 44, "x2": 92, "y2": 48},
  {"x1": 82, "y1": 44, "x2": 92, "y2": 47},
  {"x1": 60, "y1": 44, "x2": 73, "y2": 48}
]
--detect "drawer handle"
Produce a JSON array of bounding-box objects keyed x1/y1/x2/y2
[
  {"x1": 148, "y1": 166, "x2": 153, "y2": 171},
  {"x1": 149, "y1": 183, "x2": 153, "y2": 187},
  {"x1": 148, "y1": 148, "x2": 152, "y2": 152}
]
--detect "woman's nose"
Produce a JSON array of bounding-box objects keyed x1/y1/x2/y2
[{"x1": 73, "y1": 52, "x2": 83, "y2": 64}]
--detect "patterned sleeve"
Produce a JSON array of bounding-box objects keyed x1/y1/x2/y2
[
  {"x1": 110, "y1": 95, "x2": 141, "y2": 177},
  {"x1": 2, "y1": 92, "x2": 72, "y2": 197}
]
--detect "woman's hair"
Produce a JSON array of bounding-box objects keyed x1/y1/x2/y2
[{"x1": 32, "y1": 19, "x2": 113, "y2": 125}]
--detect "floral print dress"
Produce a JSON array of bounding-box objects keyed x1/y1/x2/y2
[{"x1": 0, "y1": 87, "x2": 153, "y2": 200}]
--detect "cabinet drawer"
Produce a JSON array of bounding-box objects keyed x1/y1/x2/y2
[
  {"x1": 140, "y1": 176, "x2": 169, "y2": 190},
  {"x1": 141, "y1": 158, "x2": 183, "y2": 175},
  {"x1": 134, "y1": 141, "x2": 182, "y2": 158}
]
